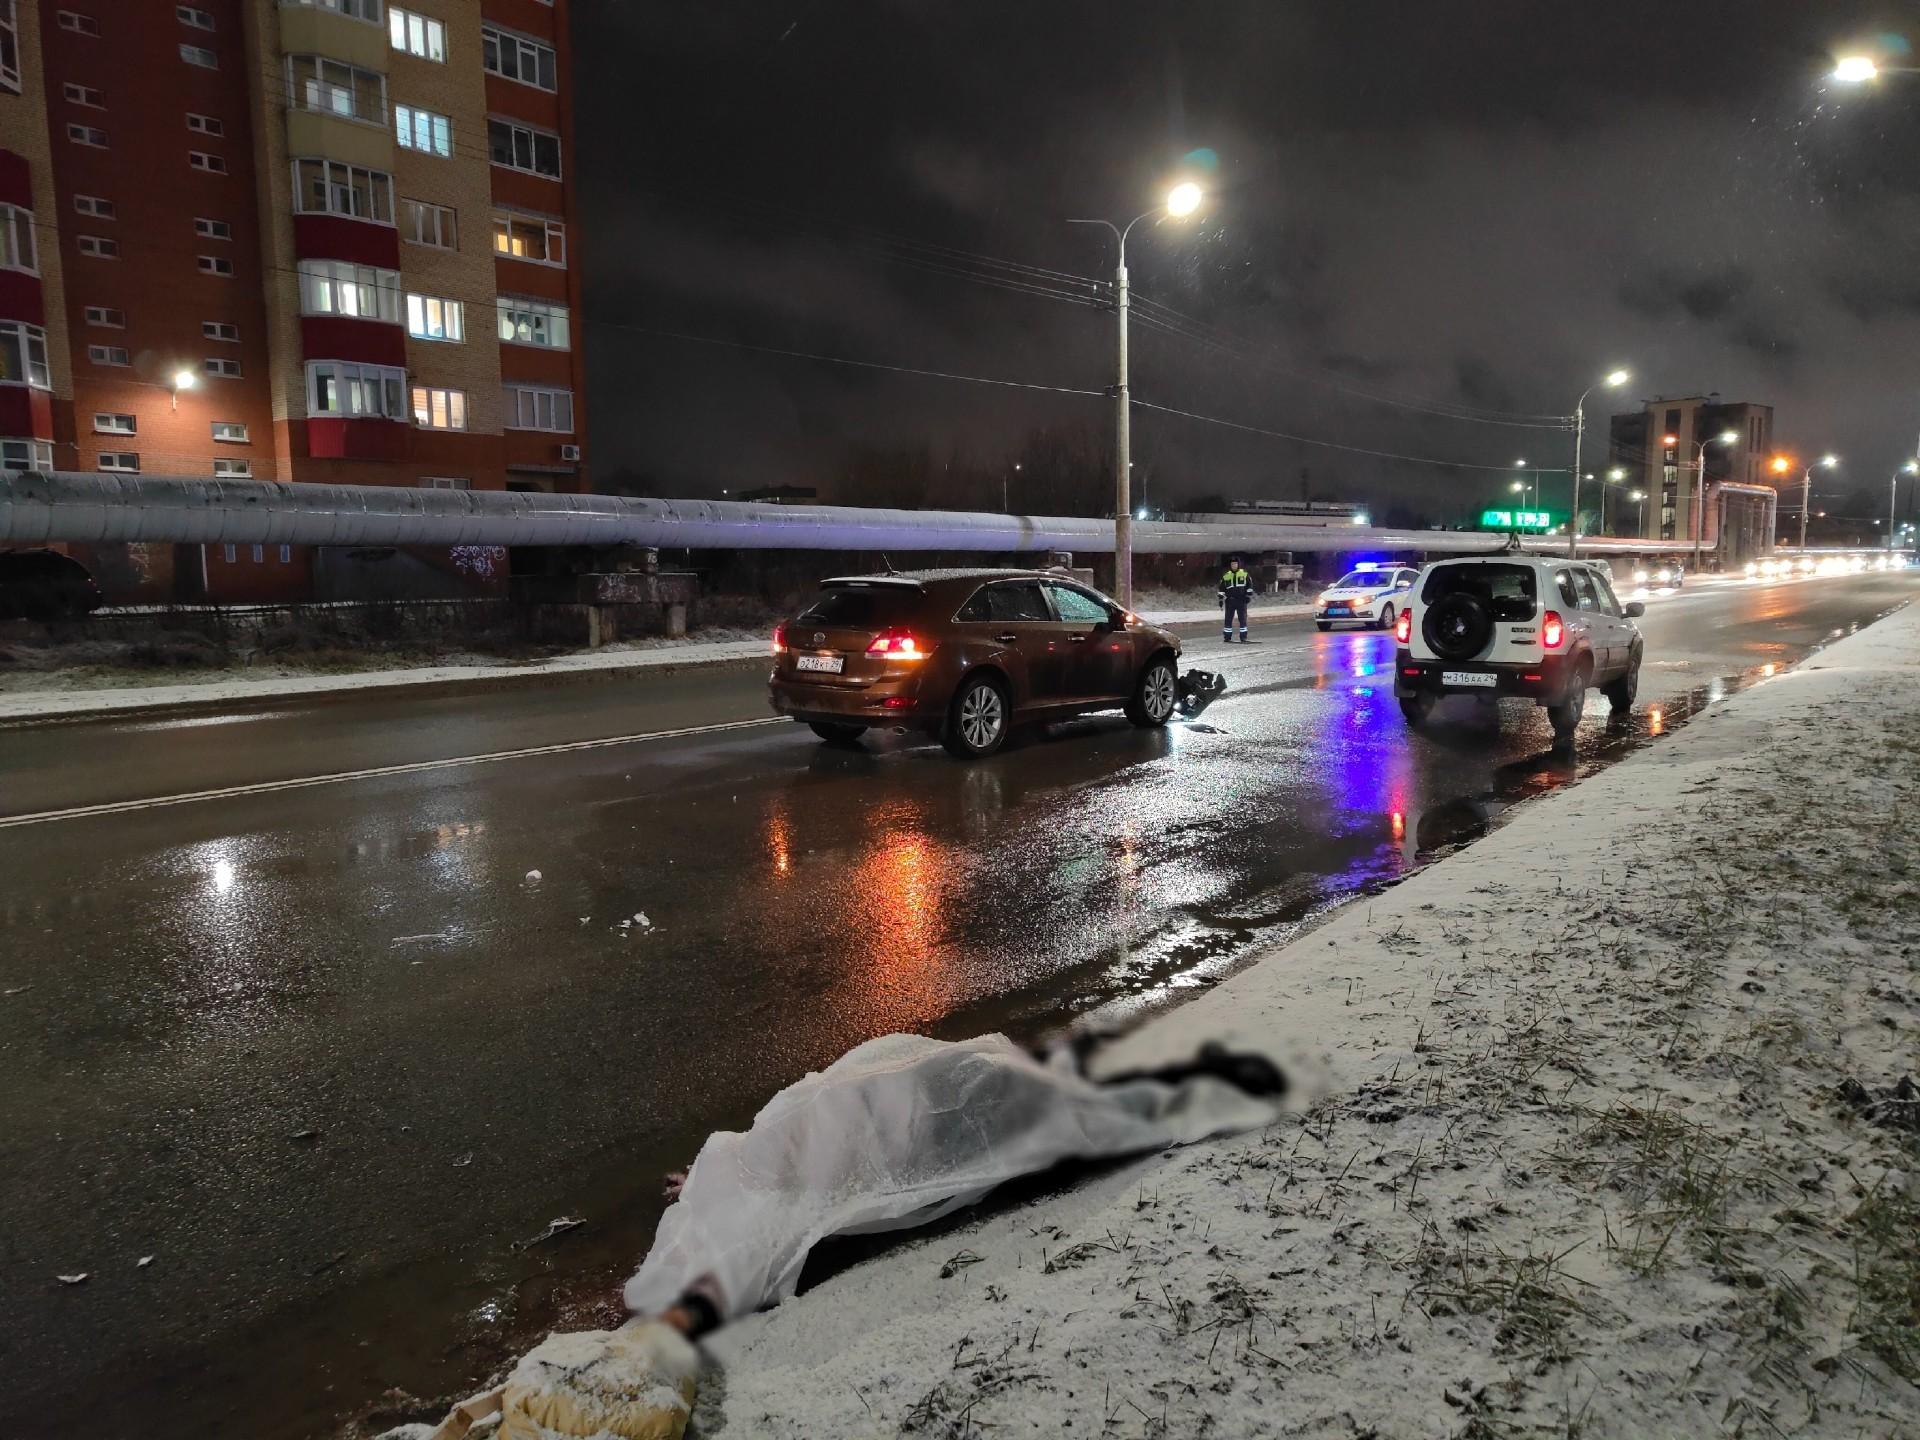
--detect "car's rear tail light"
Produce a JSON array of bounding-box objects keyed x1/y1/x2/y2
[
  {"x1": 771, "y1": 622, "x2": 787, "y2": 655},
  {"x1": 865, "y1": 629, "x2": 926, "y2": 659},
  {"x1": 1541, "y1": 610, "x2": 1565, "y2": 649},
  {"x1": 1401, "y1": 666, "x2": 1422, "y2": 676},
  {"x1": 1393, "y1": 609, "x2": 1412, "y2": 643}
]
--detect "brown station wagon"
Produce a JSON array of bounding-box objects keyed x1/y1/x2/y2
[{"x1": 768, "y1": 569, "x2": 1184, "y2": 758}]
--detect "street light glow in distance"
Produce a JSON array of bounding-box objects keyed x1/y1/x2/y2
[
  {"x1": 1604, "y1": 369, "x2": 1631, "y2": 388},
  {"x1": 173, "y1": 369, "x2": 198, "y2": 390},
  {"x1": 1834, "y1": 56, "x2": 1880, "y2": 82},
  {"x1": 1165, "y1": 182, "x2": 1203, "y2": 218}
]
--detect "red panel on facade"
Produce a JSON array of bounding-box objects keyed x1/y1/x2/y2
[
  {"x1": 293, "y1": 213, "x2": 403, "y2": 269},
  {"x1": 0, "y1": 270, "x2": 45, "y2": 327},
  {"x1": 304, "y1": 416, "x2": 412, "y2": 460},
  {"x1": 0, "y1": 151, "x2": 30, "y2": 210},
  {"x1": 0, "y1": 385, "x2": 55, "y2": 440},
  {"x1": 300, "y1": 316, "x2": 408, "y2": 368}
]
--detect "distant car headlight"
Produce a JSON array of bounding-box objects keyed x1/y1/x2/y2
[
  {"x1": 1633, "y1": 569, "x2": 1650, "y2": 583},
  {"x1": 1655, "y1": 568, "x2": 1672, "y2": 583},
  {"x1": 1744, "y1": 562, "x2": 1758, "y2": 577}
]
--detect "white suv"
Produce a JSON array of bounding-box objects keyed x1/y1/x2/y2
[
  {"x1": 1314, "y1": 563, "x2": 1419, "y2": 631},
  {"x1": 1393, "y1": 555, "x2": 1646, "y2": 740}
]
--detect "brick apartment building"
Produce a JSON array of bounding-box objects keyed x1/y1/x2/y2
[{"x1": 0, "y1": 0, "x2": 586, "y2": 601}]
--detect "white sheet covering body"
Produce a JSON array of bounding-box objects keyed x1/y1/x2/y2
[{"x1": 625, "y1": 1033, "x2": 1279, "y2": 1322}]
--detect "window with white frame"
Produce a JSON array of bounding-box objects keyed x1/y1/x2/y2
[
  {"x1": 1, "y1": 0, "x2": 18, "y2": 95},
  {"x1": 503, "y1": 384, "x2": 573, "y2": 432},
  {"x1": 496, "y1": 297, "x2": 568, "y2": 349},
  {"x1": 0, "y1": 439, "x2": 55, "y2": 470},
  {"x1": 73, "y1": 194, "x2": 114, "y2": 219},
  {"x1": 189, "y1": 151, "x2": 227, "y2": 174},
  {"x1": 298, "y1": 258, "x2": 401, "y2": 322},
  {"x1": 57, "y1": 11, "x2": 98, "y2": 37},
  {"x1": 84, "y1": 305, "x2": 124, "y2": 328},
  {"x1": 212, "y1": 458, "x2": 252, "y2": 477},
  {"x1": 195, "y1": 217, "x2": 231, "y2": 240},
  {"x1": 288, "y1": 54, "x2": 385, "y2": 124},
  {"x1": 68, "y1": 123, "x2": 108, "y2": 148},
  {"x1": 0, "y1": 204, "x2": 34, "y2": 273},
  {"x1": 401, "y1": 198, "x2": 456, "y2": 249},
  {"x1": 419, "y1": 475, "x2": 469, "y2": 489},
  {"x1": 222, "y1": 544, "x2": 235, "y2": 562},
  {"x1": 395, "y1": 104, "x2": 450, "y2": 156},
  {"x1": 95, "y1": 412, "x2": 136, "y2": 434},
  {"x1": 488, "y1": 119, "x2": 560, "y2": 178},
  {"x1": 283, "y1": 0, "x2": 382, "y2": 22},
  {"x1": 0, "y1": 321, "x2": 52, "y2": 387},
  {"x1": 405, "y1": 293, "x2": 463, "y2": 341},
  {"x1": 493, "y1": 211, "x2": 564, "y2": 266},
  {"x1": 187, "y1": 113, "x2": 224, "y2": 136},
  {"x1": 78, "y1": 235, "x2": 118, "y2": 258},
  {"x1": 308, "y1": 359, "x2": 405, "y2": 419},
  {"x1": 411, "y1": 385, "x2": 466, "y2": 429},
  {"x1": 204, "y1": 356, "x2": 241, "y2": 377},
  {"x1": 279, "y1": 544, "x2": 291, "y2": 562},
  {"x1": 177, "y1": 5, "x2": 214, "y2": 29},
  {"x1": 63, "y1": 82, "x2": 103, "y2": 108},
  {"x1": 482, "y1": 25, "x2": 556, "y2": 91},
  {"x1": 203, "y1": 320, "x2": 239, "y2": 342},
  {"x1": 198, "y1": 255, "x2": 233, "y2": 276},
  {"x1": 98, "y1": 452, "x2": 140, "y2": 473},
  {"x1": 292, "y1": 158, "x2": 393, "y2": 223},
  {"x1": 388, "y1": 7, "x2": 444, "y2": 60},
  {"x1": 180, "y1": 43, "x2": 217, "y2": 68},
  {"x1": 211, "y1": 421, "x2": 248, "y2": 442}
]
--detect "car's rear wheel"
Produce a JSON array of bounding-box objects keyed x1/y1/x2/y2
[
  {"x1": 1602, "y1": 651, "x2": 1641, "y2": 715},
  {"x1": 943, "y1": 673, "x2": 1009, "y2": 759},
  {"x1": 808, "y1": 721, "x2": 867, "y2": 744},
  {"x1": 1315, "y1": 621, "x2": 1331, "y2": 632},
  {"x1": 1546, "y1": 661, "x2": 1592, "y2": 741},
  {"x1": 1376, "y1": 603, "x2": 1396, "y2": 633},
  {"x1": 1399, "y1": 691, "x2": 1435, "y2": 726},
  {"x1": 1125, "y1": 654, "x2": 1179, "y2": 727}
]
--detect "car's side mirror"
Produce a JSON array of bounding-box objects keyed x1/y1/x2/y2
[{"x1": 1624, "y1": 601, "x2": 1646, "y2": 618}]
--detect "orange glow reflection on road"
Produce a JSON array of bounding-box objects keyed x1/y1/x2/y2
[
  {"x1": 1648, "y1": 705, "x2": 1666, "y2": 736},
  {"x1": 766, "y1": 806, "x2": 792, "y2": 877},
  {"x1": 844, "y1": 824, "x2": 955, "y2": 1030}
]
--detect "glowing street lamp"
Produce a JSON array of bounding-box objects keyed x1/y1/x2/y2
[
  {"x1": 1067, "y1": 182, "x2": 1207, "y2": 605},
  {"x1": 1892, "y1": 459, "x2": 1919, "y2": 554},
  {"x1": 170, "y1": 367, "x2": 198, "y2": 410},
  {"x1": 1569, "y1": 367, "x2": 1630, "y2": 555},
  {"x1": 1799, "y1": 454, "x2": 1839, "y2": 551},
  {"x1": 1691, "y1": 428, "x2": 1740, "y2": 571},
  {"x1": 1834, "y1": 56, "x2": 1881, "y2": 83}
]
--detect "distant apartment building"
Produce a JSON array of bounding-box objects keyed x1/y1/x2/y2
[
  {"x1": 0, "y1": 0, "x2": 586, "y2": 601},
  {"x1": 1606, "y1": 395, "x2": 1773, "y2": 543}
]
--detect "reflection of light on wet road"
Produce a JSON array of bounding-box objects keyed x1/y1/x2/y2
[
  {"x1": 1648, "y1": 705, "x2": 1666, "y2": 735},
  {"x1": 210, "y1": 856, "x2": 236, "y2": 895},
  {"x1": 846, "y1": 824, "x2": 954, "y2": 1028},
  {"x1": 766, "y1": 805, "x2": 792, "y2": 877}
]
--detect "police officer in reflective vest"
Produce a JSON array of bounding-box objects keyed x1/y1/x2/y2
[{"x1": 1217, "y1": 555, "x2": 1252, "y2": 642}]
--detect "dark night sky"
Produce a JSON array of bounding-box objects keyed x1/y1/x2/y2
[{"x1": 572, "y1": 1, "x2": 1920, "y2": 519}]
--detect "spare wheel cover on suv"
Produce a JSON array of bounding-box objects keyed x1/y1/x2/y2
[{"x1": 1423, "y1": 592, "x2": 1494, "y2": 659}]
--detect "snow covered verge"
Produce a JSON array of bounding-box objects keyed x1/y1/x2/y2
[{"x1": 680, "y1": 601, "x2": 1920, "y2": 1439}]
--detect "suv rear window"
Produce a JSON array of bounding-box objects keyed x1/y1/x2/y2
[
  {"x1": 798, "y1": 588, "x2": 908, "y2": 627},
  {"x1": 1422, "y1": 563, "x2": 1537, "y2": 621}
]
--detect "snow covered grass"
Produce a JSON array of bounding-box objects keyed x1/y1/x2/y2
[{"x1": 692, "y1": 601, "x2": 1920, "y2": 1438}]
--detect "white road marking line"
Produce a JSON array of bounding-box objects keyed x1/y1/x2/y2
[{"x1": 0, "y1": 716, "x2": 786, "y2": 829}]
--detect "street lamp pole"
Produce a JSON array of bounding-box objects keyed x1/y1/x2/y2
[
  {"x1": 1799, "y1": 455, "x2": 1838, "y2": 552},
  {"x1": 1567, "y1": 370, "x2": 1630, "y2": 557},
  {"x1": 1068, "y1": 182, "x2": 1202, "y2": 606},
  {"x1": 1691, "y1": 430, "x2": 1737, "y2": 573},
  {"x1": 1630, "y1": 489, "x2": 1647, "y2": 534},
  {"x1": 1893, "y1": 462, "x2": 1918, "y2": 554}
]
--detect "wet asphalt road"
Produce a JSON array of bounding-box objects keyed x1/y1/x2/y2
[{"x1": 1, "y1": 571, "x2": 1913, "y2": 1438}]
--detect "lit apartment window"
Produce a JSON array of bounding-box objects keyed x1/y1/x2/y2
[
  {"x1": 1, "y1": 1, "x2": 18, "y2": 94},
  {"x1": 401, "y1": 198, "x2": 456, "y2": 249},
  {"x1": 405, "y1": 293, "x2": 463, "y2": 341},
  {"x1": 488, "y1": 119, "x2": 560, "y2": 179},
  {"x1": 211, "y1": 421, "x2": 248, "y2": 442},
  {"x1": 288, "y1": 55, "x2": 385, "y2": 124},
  {"x1": 279, "y1": 545, "x2": 291, "y2": 562},
  {"x1": 0, "y1": 321, "x2": 52, "y2": 387},
  {"x1": 67, "y1": 123, "x2": 108, "y2": 148},
  {"x1": 411, "y1": 385, "x2": 466, "y2": 430},
  {"x1": 63, "y1": 82, "x2": 103, "y2": 108},
  {"x1": 308, "y1": 359, "x2": 406, "y2": 418},
  {"x1": 88, "y1": 344, "x2": 131, "y2": 366},
  {"x1": 203, "y1": 320, "x2": 239, "y2": 342},
  {"x1": 177, "y1": 5, "x2": 214, "y2": 30},
  {"x1": 0, "y1": 203, "x2": 35, "y2": 272},
  {"x1": 189, "y1": 151, "x2": 228, "y2": 174},
  {"x1": 95, "y1": 413, "x2": 137, "y2": 434},
  {"x1": 195, "y1": 217, "x2": 231, "y2": 240},
  {"x1": 503, "y1": 384, "x2": 573, "y2": 432},
  {"x1": 84, "y1": 305, "x2": 125, "y2": 328},
  {"x1": 1, "y1": 439, "x2": 55, "y2": 470},
  {"x1": 204, "y1": 357, "x2": 242, "y2": 378},
  {"x1": 180, "y1": 43, "x2": 217, "y2": 68},
  {"x1": 78, "y1": 235, "x2": 118, "y2": 258},
  {"x1": 187, "y1": 113, "x2": 224, "y2": 136},
  {"x1": 284, "y1": 0, "x2": 382, "y2": 22},
  {"x1": 212, "y1": 458, "x2": 252, "y2": 478},
  {"x1": 73, "y1": 194, "x2": 114, "y2": 219},
  {"x1": 388, "y1": 7, "x2": 444, "y2": 60},
  {"x1": 497, "y1": 297, "x2": 569, "y2": 349},
  {"x1": 57, "y1": 11, "x2": 99, "y2": 37},
  {"x1": 292, "y1": 157, "x2": 394, "y2": 223},
  {"x1": 98, "y1": 452, "x2": 140, "y2": 473},
  {"x1": 493, "y1": 211, "x2": 564, "y2": 266},
  {"x1": 419, "y1": 475, "x2": 469, "y2": 489},
  {"x1": 395, "y1": 104, "x2": 450, "y2": 156},
  {"x1": 298, "y1": 258, "x2": 401, "y2": 322},
  {"x1": 198, "y1": 255, "x2": 234, "y2": 276},
  {"x1": 482, "y1": 26, "x2": 556, "y2": 91}
]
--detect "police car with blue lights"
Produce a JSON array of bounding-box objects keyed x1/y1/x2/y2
[{"x1": 1314, "y1": 562, "x2": 1420, "y2": 631}]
